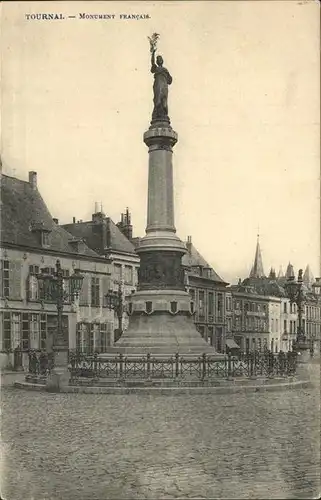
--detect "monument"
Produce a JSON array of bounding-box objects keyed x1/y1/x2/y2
[{"x1": 115, "y1": 35, "x2": 216, "y2": 355}]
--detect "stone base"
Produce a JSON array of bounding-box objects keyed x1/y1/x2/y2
[
  {"x1": 46, "y1": 349, "x2": 70, "y2": 392},
  {"x1": 115, "y1": 289, "x2": 216, "y2": 355},
  {"x1": 46, "y1": 367, "x2": 70, "y2": 392}
]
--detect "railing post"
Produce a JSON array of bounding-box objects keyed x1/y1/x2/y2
[
  {"x1": 249, "y1": 352, "x2": 254, "y2": 378},
  {"x1": 227, "y1": 351, "x2": 233, "y2": 379},
  {"x1": 119, "y1": 353, "x2": 124, "y2": 379},
  {"x1": 268, "y1": 350, "x2": 274, "y2": 377},
  {"x1": 201, "y1": 353, "x2": 207, "y2": 381},
  {"x1": 93, "y1": 352, "x2": 98, "y2": 379},
  {"x1": 146, "y1": 353, "x2": 151, "y2": 379},
  {"x1": 175, "y1": 352, "x2": 179, "y2": 378}
]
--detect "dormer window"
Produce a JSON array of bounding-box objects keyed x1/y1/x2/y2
[
  {"x1": 42, "y1": 231, "x2": 50, "y2": 247},
  {"x1": 69, "y1": 238, "x2": 85, "y2": 254},
  {"x1": 30, "y1": 222, "x2": 51, "y2": 248}
]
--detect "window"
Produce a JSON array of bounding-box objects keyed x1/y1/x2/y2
[
  {"x1": 3, "y1": 312, "x2": 11, "y2": 350},
  {"x1": 28, "y1": 275, "x2": 39, "y2": 301},
  {"x1": 257, "y1": 338, "x2": 262, "y2": 352},
  {"x1": 276, "y1": 319, "x2": 279, "y2": 332},
  {"x1": 40, "y1": 314, "x2": 47, "y2": 349},
  {"x1": 91, "y1": 277, "x2": 100, "y2": 307},
  {"x1": 283, "y1": 302, "x2": 287, "y2": 313},
  {"x1": 114, "y1": 264, "x2": 122, "y2": 283},
  {"x1": 3, "y1": 260, "x2": 9, "y2": 298},
  {"x1": 226, "y1": 296, "x2": 231, "y2": 311},
  {"x1": 21, "y1": 313, "x2": 29, "y2": 350},
  {"x1": 284, "y1": 319, "x2": 287, "y2": 333},
  {"x1": 90, "y1": 323, "x2": 99, "y2": 353},
  {"x1": 271, "y1": 318, "x2": 274, "y2": 332},
  {"x1": 124, "y1": 266, "x2": 133, "y2": 285},
  {"x1": 198, "y1": 291, "x2": 205, "y2": 316},
  {"x1": 99, "y1": 323, "x2": 108, "y2": 353},
  {"x1": 12, "y1": 313, "x2": 21, "y2": 349},
  {"x1": 208, "y1": 292, "x2": 214, "y2": 316},
  {"x1": 41, "y1": 232, "x2": 50, "y2": 247},
  {"x1": 30, "y1": 314, "x2": 40, "y2": 349},
  {"x1": 217, "y1": 293, "x2": 223, "y2": 317}
]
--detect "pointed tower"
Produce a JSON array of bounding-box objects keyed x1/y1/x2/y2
[
  {"x1": 285, "y1": 262, "x2": 295, "y2": 279},
  {"x1": 277, "y1": 266, "x2": 284, "y2": 279},
  {"x1": 249, "y1": 235, "x2": 265, "y2": 278},
  {"x1": 303, "y1": 264, "x2": 314, "y2": 289},
  {"x1": 268, "y1": 267, "x2": 276, "y2": 280}
]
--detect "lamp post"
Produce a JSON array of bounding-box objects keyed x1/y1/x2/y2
[
  {"x1": 285, "y1": 269, "x2": 309, "y2": 359},
  {"x1": 37, "y1": 259, "x2": 83, "y2": 389},
  {"x1": 105, "y1": 281, "x2": 124, "y2": 343}
]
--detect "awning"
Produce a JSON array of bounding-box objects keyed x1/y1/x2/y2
[{"x1": 225, "y1": 339, "x2": 241, "y2": 349}]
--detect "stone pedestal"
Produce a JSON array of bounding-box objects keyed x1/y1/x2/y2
[
  {"x1": 115, "y1": 119, "x2": 216, "y2": 356},
  {"x1": 295, "y1": 341, "x2": 311, "y2": 380},
  {"x1": 46, "y1": 348, "x2": 70, "y2": 392}
]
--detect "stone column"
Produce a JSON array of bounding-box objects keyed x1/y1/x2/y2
[{"x1": 115, "y1": 120, "x2": 217, "y2": 356}]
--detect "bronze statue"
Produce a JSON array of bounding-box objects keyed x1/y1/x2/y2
[{"x1": 148, "y1": 33, "x2": 172, "y2": 121}]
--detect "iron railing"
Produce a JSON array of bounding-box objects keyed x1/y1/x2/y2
[{"x1": 67, "y1": 350, "x2": 297, "y2": 383}]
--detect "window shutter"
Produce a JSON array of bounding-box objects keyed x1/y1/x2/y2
[
  {"x1": 0, "y1": 260, "x2": 3, "y2": 298},
  {"x1": 9, "y1": 260, "x2": 22, "y2": 299},
  {"x1": 79, "y1": 274, "x2": 90, "y2": 306}
]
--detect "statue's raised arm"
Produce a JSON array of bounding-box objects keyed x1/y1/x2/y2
[{"x1": 147, "y1": 33, "x2": 172, "y2": 122}]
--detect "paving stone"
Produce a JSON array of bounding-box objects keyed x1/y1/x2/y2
[{"x1": 1, "y1": 363, "x2": 320, "y2": 500}]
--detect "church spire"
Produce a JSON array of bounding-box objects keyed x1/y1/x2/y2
[{"x1": 249, "y1": 234, "x2": 265, "y2": 278}]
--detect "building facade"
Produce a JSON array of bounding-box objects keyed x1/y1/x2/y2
[
  {"x1": 62, "y1": 207, "x2": 140, "y2": 340},
  {"x1": 182, "y1": 236, "x2": 229, "y2": 352},
  {"x1": 0, "y1": 171, "x2": 116, "y2": 368},
  {"x1": 230, "y1": 237, "x2": 320, "y2": 354}
]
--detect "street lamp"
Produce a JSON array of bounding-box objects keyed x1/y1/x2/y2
[
  {"x1": 37, "y1": 259, "x2": 84, "y2": 356},
  {"x1": 105, "y1": 282, "x2": 124, "y2": 342},
  {"x1": 285, "y1": 269, "x2": 306, "y2": 351}
]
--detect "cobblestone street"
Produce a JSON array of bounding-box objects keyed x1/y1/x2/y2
[{"x1": 1, "y1": 363, "x2": 320, "y2": 500}]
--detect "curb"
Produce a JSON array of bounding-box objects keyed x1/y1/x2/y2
[{"x1": 13, "y1": 379, "x2": 312, "y2": 395}]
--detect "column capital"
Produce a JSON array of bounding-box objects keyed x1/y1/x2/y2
[{"x1": 144, "y1": 125, "x2": 178, "y2": 151}]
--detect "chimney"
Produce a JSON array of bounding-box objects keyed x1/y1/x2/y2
[
  {"x1": 186, "y1": 235, "x2": 192, "y2": 253},
  {"x1": 28, "y1": 171, "x2": 37, "y2": 190},
  {"x1": 53, "y1": 218, "x2": 59, "y2": 224},
  {"x1": 92, "y1": 212, "x2": 104, "y2": 224},
  {"x1": 116, "y1": 208, "x2": 133, "y2": 240},
  {"x1": 73, "y1": 217, "x2": 76, "y2": 223}
]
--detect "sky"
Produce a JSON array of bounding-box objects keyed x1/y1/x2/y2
[{"x1": 1, "y1": 0, "x2": 320, "y2": 284}]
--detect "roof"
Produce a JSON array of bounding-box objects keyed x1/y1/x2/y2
[
  {"x1": 182, "y1": 241, "x2": 227, "y2": 285},
  {"x1": 238, "y1": 276, "x2": 286, "y2": 297},
  {"x1": 0, "y1": 173, "x2": 100, "y2": 258},
  {"x1": 62, "y1": 217, "x2": 137, "y2": 257}
]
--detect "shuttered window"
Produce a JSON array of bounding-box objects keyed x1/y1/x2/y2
[
  {"x1": 2, "y1": 260, "x2": 9, "y2": 298},
  {"x1": 91, "y1": 277, "x2": 100, "y2": 307},
  {"x1": 3, "y1": 312, "x2": 11, "y2": 350},
  {"x1": 9, "y1": 260, "x2": 22, "y2": 299},
  {"x1": 79, "y1": 275, "x2": 90, "y2": 306}
]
